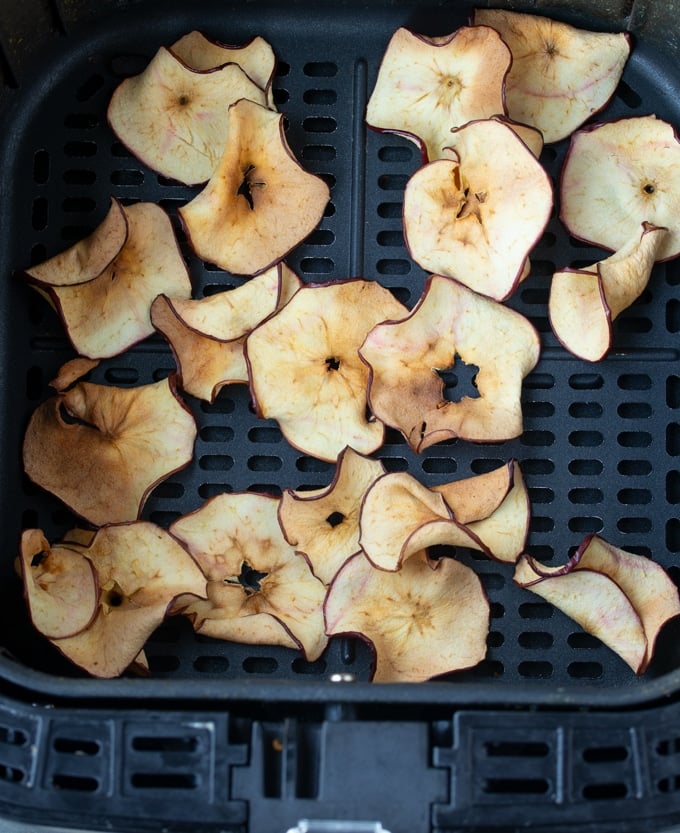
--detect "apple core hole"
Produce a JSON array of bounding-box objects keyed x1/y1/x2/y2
[
  {"x1": 325, "y1": 356, "x2": 340, "y2": 371},
  {"x1": 31, "y1": 551, "x2": 47, "y2": 568},
  {"x1": 326, "y1": 511, "x2": 345, "y2": 528},
  {"x1": 237, "y1": 561, "x2": 268, "y2": 594},
  {"x1": 643, "y1": 183, "x2": 655, "y2": 194}
]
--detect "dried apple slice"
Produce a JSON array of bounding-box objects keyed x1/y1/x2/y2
[
  {"x1": 23, "y1": 377, "x2": 197, "y2": 526},
  {"x1": 473, "y1": 9, "x2": 630, "y2": 143},
  {"x1": 247, "y1": 279, "x2": 408, "y2": 462},
  {"x1": 169, "y1": 493, "x2": 328, "y2": 660},
  {"x1": 360, "y1": 275, "x2": 540, "y2": 451},
  {"x1": 560, "y1": 115, "x2": 680, "y2": 260},
  {"x1": 325, "y1": 550, "x2": 489, "y2": 682},
  {"x1": 279, "y1": 447, "x2": 386, "y2": 584},
  {"x1": 549, "y1": 222, "x2": 668, "y2": 361},
  {"x1": 52, "y1": 522, "x2": 206, "y2": 678},
  {"x1": 366, "y1": 25, "x2": 511, "y2": 161},
  {"x1": 151, "y1": 262, "x2": 301, "y2": 401},
  {"x1": 50, "y1": 358, "x2": 100, "y2": 392},
  {"x1": 403, "y1": 118, "x2": 553, "y2": 300},
  {"x1": 179, "y1": 98, "x2": 330, "y2": 275},
  {"x1": 108, "y1": 45, "x2": 268, "y2": 185},
  {"x1": 22, "y1": 200, "x2": 192, "y2": 359}
]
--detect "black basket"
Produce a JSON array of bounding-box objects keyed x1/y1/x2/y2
[{"x1": 2, "y1": 0, "x2": 680, "y2": 830}]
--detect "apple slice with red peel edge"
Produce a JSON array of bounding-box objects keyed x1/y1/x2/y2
[
  {"x1": 549, "y1": 222, "x2": 668, "y2": 361},
  {"x1": 23, "y1": 376, "x2": 197, "y2": 526},
  {"x1": 360, "y1": 275, "x2": 540, "y2": 451},
  {"x1": 179, "y1": 98, "x2": 330, "y2": 276},
  {"x1": 560, "y1": 116, "x2": 680, "y2": 260},
  {"x1": 403, "y1": 119, "x2": 553, "y2": 300},
  {"x1": 366, "y1": 25, "x2": 511, "y2": 162},
  {"x1": 325, "y1": 550, "x2": 489, "y2": 682},
  {"x1": 108, "y1": 46, "x2": 267, "y2": 185},
  {"x1": 169, "y1": 492, "x2": 328, "y2": 660},
  {"x1": 19, "y1": 529, "x2": 98, "y2": 640},
  {"x1": 22, "y1": 200, "x2": 192, "y2": 360},
  {"x1": 247, "y1": 279, "x2": 408, "y2": 462},
  {"x1": 151, "y1": 262, "x2": 301, "y2": 401},
  {"x1": 278, "y1": 446, "x2": 386, "y2": 585},
  {"x1": 473, "y1": 9, "x2": 630, "y2": 144},
  {"x1": 51, "y1": 522, "x2": 206, "y2": 678}
]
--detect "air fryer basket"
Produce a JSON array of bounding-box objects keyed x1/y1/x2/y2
[{"x1": 2, "y1": 0, "x2": 680, "y2": 830}]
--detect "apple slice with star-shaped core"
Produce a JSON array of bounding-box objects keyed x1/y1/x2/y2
[
  {"x1": 366, "y1": 24, "x2": 511, "y2": 162},
  {"x1": 169, "y1": 492, "x2": 328, "y2": 661},
  {"x1": 360, "y1": 275, "x2": 540, "y2": 451},
  {"x1": 246, "y1": 279, "x2": 408, "y2": 462},
  {"x1": 403, "y1": 118, "x2": 553, "y2": 300},
  {"x1": 324, "y1": 550, "x2": 489, "y2": 682},
  {"x1": 473, "y1": 9, "x2": 630, "y2": 143},
  {"x1": 560, "y1": 115, "x2": 680, "y2": 260},
  {"x1": 179, "y1": 98, "x2": 330, "y2": 275}
]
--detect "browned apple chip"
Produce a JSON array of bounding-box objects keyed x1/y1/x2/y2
[
  {"x1": 169, "y1": 492, "x2": 328, "y2": 660},
  {"x1": 22, "y1": 200, "x2": 192, "y2": 359},
  {"x1": 50, "y1": 358, "x2": 100, "y2": 392},
  {"x1": 246, "y1": 279, "x2": 408, "y2": 462},
  {"x1": 23, "y1": 377, "x2": 197, "y2": 526},
  {"x1": 324, "y1": 550, "x2": 489, "y2": 682},
  {"x1": 179, "y1": 98, "x2": 330, "y2": 275},
  {"x1": 360, "y1": 275, "x2": 540, "y2": 451},
  {"x1": 278, "y1": 446, "x2": 386, "y2": 584}
]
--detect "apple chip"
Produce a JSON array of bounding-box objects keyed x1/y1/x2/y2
[
  {"x1": 324, "y1": 550, "x2": 489, "y2": 682},
  {"x1": 151, "y1": 262, "x2": 301, "y2": 401},
  {"x1": 108, "y1": 45, "x2": 267, "y2": 185},
  {"x1": 23, "y1": 377, "x2": 197, "y2": 526},
  {"x1": 403, "y1": 118, "x2": 553, "y2": 300},
  {"x1": 473, "y1": 9, "x2": 630, "y2": 143},
  {"x1": 22, "y1": 200, "x2": 192, "y2": 359},
  {"x1": 51, "y1": 522, "x2": 206, "y2": 678},
  {"x1": 549, "y1": 222, "x2": 668, "y2": 361},
  {"x1": 179, "y1": 98, "x2": 330, "y2": 275},
  {"x1": 366, "y1": 25, "x2": 511, "y2": 161},
  {"x1": 560, "y1": 115, "x2": 680, "y2": 260},
  {"x1": 279, "y1": 447, "x2": 386, "y2": 584},
  {"x1": 360, "y1": 275, "x2": 540, "y2": 451},
  {"x1": 246, "y1": 279, "x2": 408, "y2": 462},
  {"x1": 50, "y1": 357, "x2": 100, "y2": 392},
  {"x1": 169, "y1": 493, "x2": 328, "y2": 660}
]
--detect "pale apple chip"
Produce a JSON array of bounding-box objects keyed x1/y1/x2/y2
[
  {"x1": 51, "y1": 522, "x2": 206, "y2": 678},
  {"x1": 550, "y1": 222, "x2": 668, "y2": 361},
  {"x1": 169, "y1": 492, "x2": 328, "y2": 661},
  {"x1": 50, "y1": 358, "x2": 100, "y2": 392},
  {"x1": 366, "y1": 25, "x2": 510, "y2": 161},
  {"x1": 360, "y1": 275, "x2": 540, "y2": 450},
  {"x1": 325, "y1": 550, "x2": 489, "y2": 682},
  {"x1": 279, "y1": 447, "x2": 386, "y2": 584},
  {"x1": 151, "y1": 262, "x2": 301, "y2": 401},
  {"x1": 179, "y1": 98, "x2": 330, "y2": 275},
  {"x1": 560, "y1": 115, "x2": 680, "y2": 260},
  {"x1": 246, "y1": 279, "x2": 408, "y2": 462},
  {"x1": 108, "y1": 45, "x2": 268, "y2": 185},
  {"x1": 23, "y1": 377, "x2": 197, "y2": 526},
  {"x1": 473, "y1": 9, "x2": 630, "y2": 143},
  {"x1": 22, "y1": 200, "x2": 191, "y2": 359},
  {"x1": 403, "y1": 119, "x2": 553, "y2": 300}
]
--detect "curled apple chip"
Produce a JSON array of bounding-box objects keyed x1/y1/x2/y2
[
  {"x1": 23, "y1": 377, "x2": 197, "y2": 526},
  {"x1": 51, "y1": 522, "x2": 206, "y2": 678},
  {"x1": 560, "y1": 115, "x2": 680, "y2": 260},
  {"x1": 325, "y1": 550, "x2": 489, "y2": 682},
  {"x1": 151, "y1": 262, "x2": 301, "y2": 401},
  {"x1": 366, "y1": 25, "x2": 511, "y2": 161},
  {"x1": 22, "y1": 200, "x2": 192, "y2": 359},
  {"x1": 50, "y1": 357, "x2": 100, "y2": 392},
  {"x1": 169, "y1": 493, "x2": 328, "y2": 661},
  {"x1": 179, "y1": 98, "x2": 330, "y2": 275},
  {"x1": 473, "y1": 9, "x2": 630, "y2": 144},
  {"x1": 549, "y1": 222, "x2": 668, "y2": 361},
  {"x1": 108, "y1": 44, "x2": 268, "y2": 185},
  {"x1": 360, "y1": 275, "x2": 540, "y2": 451},
  {"x1": 247, "y1": 279, "x2": 408, "y2": 462},
  {"x1": 403, "y1": 119, "x2": 553, "y2": 300}
]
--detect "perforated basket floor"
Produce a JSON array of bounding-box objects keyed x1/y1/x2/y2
[{"x1": 1, "y1": 0, "x2": 680, "y2": 706}]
